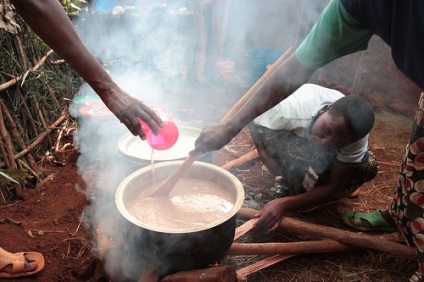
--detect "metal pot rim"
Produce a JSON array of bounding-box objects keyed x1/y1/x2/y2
[{"x1": 115, "y1": 160, "x2": 245, "y2": 233}]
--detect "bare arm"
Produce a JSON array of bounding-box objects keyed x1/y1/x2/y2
[
  {"x1": 192, "y1": 53, "x2": 316, "y2": 155},
  {"x1": 10, "y1": 0, "x2": 162, "y2": 138},
  {"x1": 254, "y1": 165, "x2": 357, "y2": 232}
]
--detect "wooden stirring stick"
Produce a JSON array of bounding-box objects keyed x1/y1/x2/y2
[
  {"x1": 142, "y1": 47, "x2": 294, "y2": 198},
  {"x1": 142, "y1": 152, "x2": 203, "y2": 198}
]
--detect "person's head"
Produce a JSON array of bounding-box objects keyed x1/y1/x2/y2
[{"x1": 310, "y1": 95, "x2": 375, "y2": 150}]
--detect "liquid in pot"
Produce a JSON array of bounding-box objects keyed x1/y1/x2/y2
[{"x1": 126, "y1": 177, "x2": 235, "y2": 230}]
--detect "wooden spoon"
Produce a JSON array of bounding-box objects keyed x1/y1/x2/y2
[
  {"x1": 141, "y1": 47, "x2": 294, "y2": 198},
  {"x1": 141, "y1": 152, "x2": 203, "y2": 198}
]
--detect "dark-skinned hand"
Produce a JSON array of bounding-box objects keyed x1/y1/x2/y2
[
  {"x1": 253, "y1": 198, "x2": 287, "y2": 232},
  {"x1": 100, "y1": 84, "x2": 163, "y2": 139},
  {"x1": 190, "y1": 121, "x2": 241, "y2": 155}
]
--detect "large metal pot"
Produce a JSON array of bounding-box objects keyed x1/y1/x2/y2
[{"x1": 115, "y1": 161, "x2": 244, "y2": 277}]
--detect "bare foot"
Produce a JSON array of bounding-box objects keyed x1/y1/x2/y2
[{"x1": 1, "y1": 254, "x2": 38, "y2": 274}]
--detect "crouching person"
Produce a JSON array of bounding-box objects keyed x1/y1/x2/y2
[{"x1": 250, "y1": 83, "x2": 378, "y2": 231}]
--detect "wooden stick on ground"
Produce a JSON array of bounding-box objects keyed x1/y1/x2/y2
[
  {"x1": 221, "y1": 149, "x2": 259, "y2": 171},
  {"x1": 238, "y1": 207, "x2": 416, "y2": 260},
  {"x1": 234, "y1": 218, "x2": 258, "y2": 240},
  {"x1": 228, "y1": 239, "x2": 357, "y2": 256},
  {"x1": 232, "y1": 239, "x2": 357, "y2": 280},
  {"x1": 236, "y1": 254, "x2": 295, "y2": 281},
  {"x1": 138, "y1": 267, "x2": 159, "y2": 282}
]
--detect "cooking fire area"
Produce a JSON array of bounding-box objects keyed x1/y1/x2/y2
[
  {"x1": 77, "y1": 77, "x2": 414, "y2": 281},
  {"x1": 88, "y1": 122, "x2": 414, "y2": 282}
]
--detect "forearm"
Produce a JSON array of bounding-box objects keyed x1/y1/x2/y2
[
  {"x1": 283, "y1": 165, "x2": 357, "y2": 211},
  {"x1": 226, "y1": 54, "x2": 315, "y2": 132},
  {"x1": 11, "y1": 0, "x2": 114, "y2": 96}
]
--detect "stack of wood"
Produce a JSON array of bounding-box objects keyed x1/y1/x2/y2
[
  {"x1": 0, "y1": 13, "x2": 81, "y2": 200},
  {"x1": 229, "y1": 207, "x2": 415, "y2": 281}
]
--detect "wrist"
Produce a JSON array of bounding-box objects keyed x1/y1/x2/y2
[
  {"x1": 88, "y1": 75, "x2": 117, "y2": 100},
  {"x1": 224, "y1": 119, "x2": 245, "y2": 136}
]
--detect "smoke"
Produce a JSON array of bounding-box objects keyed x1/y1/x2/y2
[{"x1": 70, "y1": 0, "x2": 330, "y2": 280}]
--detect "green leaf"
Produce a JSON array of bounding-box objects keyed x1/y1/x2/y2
[{"x1": 0, "y1": 169, "x2": 28, "y2": 183}]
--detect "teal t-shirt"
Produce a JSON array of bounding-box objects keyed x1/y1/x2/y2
[{"x1": 296, "y1": 0, "x2": 373, "y2": 69}]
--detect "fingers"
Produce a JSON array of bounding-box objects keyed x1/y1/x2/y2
[
  {"x1": 114, "y1": 108, "x2": 145, "y2": 139},
  {"x1": 252, "y1": 209, "x2": 281, "y2": 232},
  {"x1": 138, "y1": 104, "x2": 163, "y2": 135},
  {"x1": 269, "y1": 222, "x2": 280, "y2": 232},
  {"x1": 192, "y1": 131, "x2": 222, "y2": 155},
  {"x1": 191, "y1": 136, "x2": 207, "y2": 156},
  {"x1": 254, "y1": 210, "x2": 264, "y2": 218},
  {"x1": 114, "y1": 99, "x2": 163, "y2": 139},
  {"x1": 95, "y1": 84, "x2": 166, "y2": 140}
]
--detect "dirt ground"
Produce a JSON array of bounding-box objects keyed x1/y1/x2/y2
[{"x1": 0, "y1": 79, "x2": 420, "y2": 282}]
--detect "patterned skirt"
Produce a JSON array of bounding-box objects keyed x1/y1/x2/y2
[{"x1": 389, "y1": 92, "x2": 424, "y2": 279}]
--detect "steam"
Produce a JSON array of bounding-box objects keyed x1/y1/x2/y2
[{"x1": 70, "y1": 1, "x2": 329, "y2": 280}]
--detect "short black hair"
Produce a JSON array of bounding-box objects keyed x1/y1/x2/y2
[{"x1": 328, "y1": 95, "x2": 375, "y2": 140}]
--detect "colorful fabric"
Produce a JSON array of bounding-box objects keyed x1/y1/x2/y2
[{"x1": 389, "y1": 92, "x2": 424, "y2": 278}]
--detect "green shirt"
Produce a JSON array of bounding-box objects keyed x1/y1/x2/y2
[{"x1": 295, "y1": 0, "x2": 373, "y2": 69}]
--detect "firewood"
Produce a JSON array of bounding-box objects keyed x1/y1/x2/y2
[
  {"x1": 234, "y1": 218, "x2": 257, "y2": 240},
  {"x1": 138, "y1": 267, "x2": 159, "y2": 282},
  {"x1": 228, "y1": 239, "x2": 356, "y2": 256},
  {"x1": 237, "y1": 207, "x2": 416, "y2": 260},
  {"x1": 236, "y1": 254, "x2": 295, "y2": 280},
  {"x1": 221, "y1": 149, "x2": 259, "y2": 171}
]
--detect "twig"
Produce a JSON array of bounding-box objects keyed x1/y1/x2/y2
[
  {"x1": 0, "y1": 110, "x2": 69, "y2": 167},
  {"x1": 0, "y1": 103, "x2": 16, "y2": 168},
  {"x1": 55, "y1": 126, "x2": 65, "y2": 153},
  {"x1": 64, "y1": 238, "x2": 90, "y2": 259},
  {"x1": 49, "y1": 59, "x2": 65, "y2": 65},
  {"x1": 70, "y1": 208, "x2": 85, "y2": 236},
  {"x1": 0, "y1": 50, "x2": 54, "y2": 92},
  {"x1": 0, "y1": 218, "x2": 22, "y2": 226},
  {"x1": 17, "y1": 159, "x2": 38, "y2": 179},
  {"x1": 0, "y1": 99, "x2": 37, "y2": 171}
]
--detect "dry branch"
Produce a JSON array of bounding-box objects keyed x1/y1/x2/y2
[
  {"x1": 0, "y1": 103, "x2": 16, "y2": 168},
  {"x1": 0, "y1": 50, "x2": 54, "y2": 92},
  {"x1": 0, "y1": 110, "x2": 69, "y2": 167},
  {"x1": 0, "y1": 99, "x2": 37, "y2": 171},
  {"x1": 17, "y1": 159, "x2": 38, "y2": 179}
]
